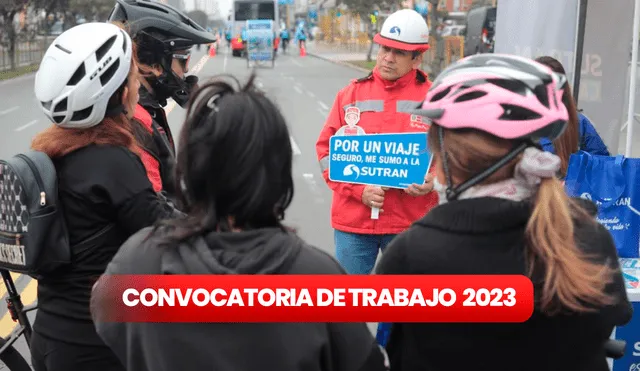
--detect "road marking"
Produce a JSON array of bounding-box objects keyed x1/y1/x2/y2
[
  {"x1": 166, "y1": 55, "x2": 211, "y2": 115},
  {"x1": 0, "y1": 272, "x2": 22, "y2": 299},
  {"x1": 317, "y1": 101, "x2": 329, "y2": 110},
  {"x1": 291, "y1": 59, "x2": 303, "y2": 67},
  {"x1": 302, "y1": 173, "x2": 325, "y2": 204},
  {"x1": 307, "y1": 91, "x2": 315, "y2": 98},
  {"x1": 165, "y1": 100, "x2": 178, "y2": 115},
  {"x1": 290, "y1": 135, "x2": 301, "y2": 155},
  {"x1": 317, "y1": 107, "x2": 328, "y2": 118},
  {"x1": 0, "y1": 277, "x2": 37, "y2": 338},
  {"x1": 15, "y1": 120, "x2": 37, "y2": 132},
  {"x1": 0, "y1": 106, "x2": 19, "y2": 116},
  {"x1": 293, "y1": 86, "x2": 303, "y2": 94}
]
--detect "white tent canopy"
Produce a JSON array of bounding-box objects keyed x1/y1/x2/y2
[{"x1": 495, "y1": 0, "x2": 639, "y2": 157}]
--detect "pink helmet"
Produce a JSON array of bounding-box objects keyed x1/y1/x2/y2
[{"x1": 413, "y1": 53, "x2": 569, "y2": 141}]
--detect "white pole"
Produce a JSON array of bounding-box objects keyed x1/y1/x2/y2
[{"x1": 626, "y1": 0, "x2": 640, "y2": 157}]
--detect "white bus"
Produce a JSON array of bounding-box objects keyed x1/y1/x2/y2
[{"x1": 229, "y1": 0, "x2": 279, "y2": 57}]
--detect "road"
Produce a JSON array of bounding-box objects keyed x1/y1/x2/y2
[{"x1": 0, "y1": 46, "x2": 364, "y2": 367}]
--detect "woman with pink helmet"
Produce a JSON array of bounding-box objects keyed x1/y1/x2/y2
[{"x1": 375, "y1": 54, "x2": 632, "y2": 371}]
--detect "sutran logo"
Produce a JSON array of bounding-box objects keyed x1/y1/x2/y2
[
  {"x1": 389, "y1": 26, "x2": 401, "y2": 36},
  {"x1": 343, "y1": 164, "x2": 360, "y2": 179}
]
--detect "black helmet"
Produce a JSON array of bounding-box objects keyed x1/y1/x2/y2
[
  {"x1": 109, "y1": 0, "x2": 215, "y2": 50},
  {"x1": 108, "y1": 0, "x2": 216, "y2": 107}
]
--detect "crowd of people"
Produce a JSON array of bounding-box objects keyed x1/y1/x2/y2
[{"x1": 23, "y1": 2, "x2": 631, "y2": 371}]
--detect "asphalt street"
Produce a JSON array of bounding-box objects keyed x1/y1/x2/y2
[{"x1": 0, "y1": 46, "x2": 365, "y2": 367}]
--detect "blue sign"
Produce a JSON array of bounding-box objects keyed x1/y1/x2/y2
[
  {"x1": 328, "y1": 133, "x2": 432, "y2": 189},
  {"x1": 246, "y1": 20, "x2": 274, "y2": 61},
  {"x1": 612, "y1": 260, "x2": 640, "y2": 370},
  {"x1": 278, "y1": 0, "x2": 294, "y2": 4}
]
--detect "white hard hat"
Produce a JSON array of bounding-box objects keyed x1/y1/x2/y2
[
  {"x1": 374, "y1": 9, "x2": 430, "y2": 51},
  {"x1": 34, "y1": 22, "x2": 133, "y2": 129}
]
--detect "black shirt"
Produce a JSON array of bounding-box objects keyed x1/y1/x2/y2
[
  {"x1": 34, "y1": 145, "x2": 177, "y2": 345},
  {"x1": 92, "y1": 227, "x2": 388, "y2": 371},
  {"x1": 376, "y1": 197, "x2": 632, "y2": 371}
]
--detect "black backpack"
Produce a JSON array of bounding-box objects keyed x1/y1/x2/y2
[{"x1": 0, "y1": 151, "x2": 70, "y2": 276}]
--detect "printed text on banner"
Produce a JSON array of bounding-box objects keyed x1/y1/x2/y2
[
  {"x1": 92, "y1": 275, "x2": 534, "y2": 323},
  {"x1": 328, "y1": 132, "x2": 432, "y2": 189}
]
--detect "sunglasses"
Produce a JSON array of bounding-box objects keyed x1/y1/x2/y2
[{"x1": 172, "y1": 52, "x2": 191, "y2": 72}]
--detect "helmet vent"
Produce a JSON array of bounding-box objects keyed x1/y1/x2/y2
[
  {"x1": 533, "y1": 84, "x2": 550, "y2": 109},
  {"x1": 41, "y1": 101, "x2": 52, "y2": 110},
  {"x1": 454, "y1": 91, "x2": 487, "y2": 103},
  {"x1": 137, "y1": 2, "x2": 170, "y2": 14},
  {"x1": 120, "y1": 30, "x2": 128, "y2": 53},
  {"x1": 487, "y1": 78, "x2": 528, "y2": 96},
  {"x1": 54, "y1": 44, "x2": 71, "y2": 54},
  {"x1": 430, "y1": 86, "x2": 452, "y2": 102},
  {"x1": 71, "y1": 107, "x2": 93, "y2": 121},
  {"x1": 67, "y1": 63, "x2": 86, "y2": 86},
  {"x1": 100, "y1": 58, "x2": 120, "y2": 86},
  {"x1": 96, "y1": 35, "x2": 117, "y2": 61},
  {"x1": 54, "y1": 98, "x2": 68, "y2": 113},
  {"x1": 499, "y1": 104, "x2": 542, "y2": 121}
]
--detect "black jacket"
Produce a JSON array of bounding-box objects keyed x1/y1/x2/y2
[
  {"x1": 376, "y1": 197, "x2": 633, "y2": 371},
  {"x1": 34, "y1": 145, "x2": 179, "y2": 346},
  {"x1": 133, "y1": 88, "x2": 177, "y2": 199},
  {"x1": 92, "y1": 226, "x2": 388, "y2": 371}
]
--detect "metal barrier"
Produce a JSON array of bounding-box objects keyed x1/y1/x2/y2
[{"x1": 0, "y1": 37, "x2": 53, "y2": 72}]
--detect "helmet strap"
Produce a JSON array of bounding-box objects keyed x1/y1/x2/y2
[
  {"x1": 104, "y1": 104, "x2": 126, "y2": 118},
  {"x1": 149, "y1": 55, "x2": 197, "y2": 108}
]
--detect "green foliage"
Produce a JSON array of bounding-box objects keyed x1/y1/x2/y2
[{"x1": 67, "y1": 0, "x2": 114, "y2": 21}]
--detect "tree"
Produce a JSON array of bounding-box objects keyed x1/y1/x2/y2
[
  {"x1": 67, "y1": 0, "x2": 114, "y2": 22},
  {"x1": 0, "y1": 0, "x2": 64, "y2": 69},
  {"x1": 427, "y1": 0, "x2": 447, "y2": 78},
  {"x1": 338, "y1": 0, "x2": 401, "y2": 61}
]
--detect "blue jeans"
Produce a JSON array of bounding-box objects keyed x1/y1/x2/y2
[{"x1": 334, "y1": 230, "x2": 396, "y2": 275}]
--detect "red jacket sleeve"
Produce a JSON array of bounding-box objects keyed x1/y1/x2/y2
[{"x1": 315, "y1": 90, "x2": 366, "y2": 202}]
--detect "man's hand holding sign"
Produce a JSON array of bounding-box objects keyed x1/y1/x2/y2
[{"x1": 363, "y1": 173, "x2": 435, "y2": 213}]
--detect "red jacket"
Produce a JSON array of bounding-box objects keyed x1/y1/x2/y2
[
  {"x1": 132, "y1": 104, "x2": 163, "y2": 193},
  {"x1": 316, "y1": 68, "x2": 438, "y2": 235}
]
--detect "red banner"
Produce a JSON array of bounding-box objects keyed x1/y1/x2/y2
[{"x1": 91, "y1": 275, "x2": 534, "y2": 323}]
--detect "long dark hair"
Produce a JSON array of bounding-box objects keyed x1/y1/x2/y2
[
  {"x1": 535, "y1": 56, "x2": 580, "y2": 177},
  {"x1": 157, "y1": 73, "x2": 295, "y2": 243}
]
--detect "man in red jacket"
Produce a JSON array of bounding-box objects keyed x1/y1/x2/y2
[{"x1": 316, "y1": 9, "x2": 437, "y2": 274}]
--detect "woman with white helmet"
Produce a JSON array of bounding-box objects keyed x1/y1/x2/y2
[
  {"x1": 30, "y1": 22, "x2": 178, "y2": 371},
  {"x1": 375, "y1": 54, "x2": 631, "y2": 371}
]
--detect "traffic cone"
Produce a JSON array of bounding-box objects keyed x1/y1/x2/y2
[
  {"x1": 209, "y1": 44, "x2": 216, "y2": 57},
  {"x1": 300, "y1": 45, "x2": 306, "y2": 57}
]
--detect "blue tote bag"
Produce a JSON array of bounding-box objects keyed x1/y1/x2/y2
[{"x1": 564, "y1": 151, "x2": 640, "y2": 258}]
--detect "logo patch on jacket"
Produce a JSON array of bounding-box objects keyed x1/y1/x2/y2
[{"x1": 410, "y1": 114, "x2": 429, "y2": 130}]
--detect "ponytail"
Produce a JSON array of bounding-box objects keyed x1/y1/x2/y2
[{"x1": 526, "y1": 177, "x2": 615, "y2": 314}]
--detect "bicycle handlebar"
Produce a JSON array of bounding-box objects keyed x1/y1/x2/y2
[{"x1": 605, "y1": 339, "x2": 626, "y2": 360}]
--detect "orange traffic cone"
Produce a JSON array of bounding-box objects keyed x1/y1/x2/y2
[
  {"x1": 209, "y1": 44, "x2": 216, "y2": 57},
  {"x1": 300, "y1": 45, "x2": 306, "y2": 57}
]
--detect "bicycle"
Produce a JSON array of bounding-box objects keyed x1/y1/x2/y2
[{"x1": 0, "y1": 269, "x2": 36, "y2": 370}]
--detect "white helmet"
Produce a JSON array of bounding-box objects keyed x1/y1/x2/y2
[
  {"x1": 374, "y1": 9, "x2": 430, "y2": 52},
  {"x1": 34, "y1": 22, "x2": 133, "y2": 129}
]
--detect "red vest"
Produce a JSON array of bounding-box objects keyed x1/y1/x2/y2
[{"x1": 316, "y1": 68, "x2": 438, "y2": 235}]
